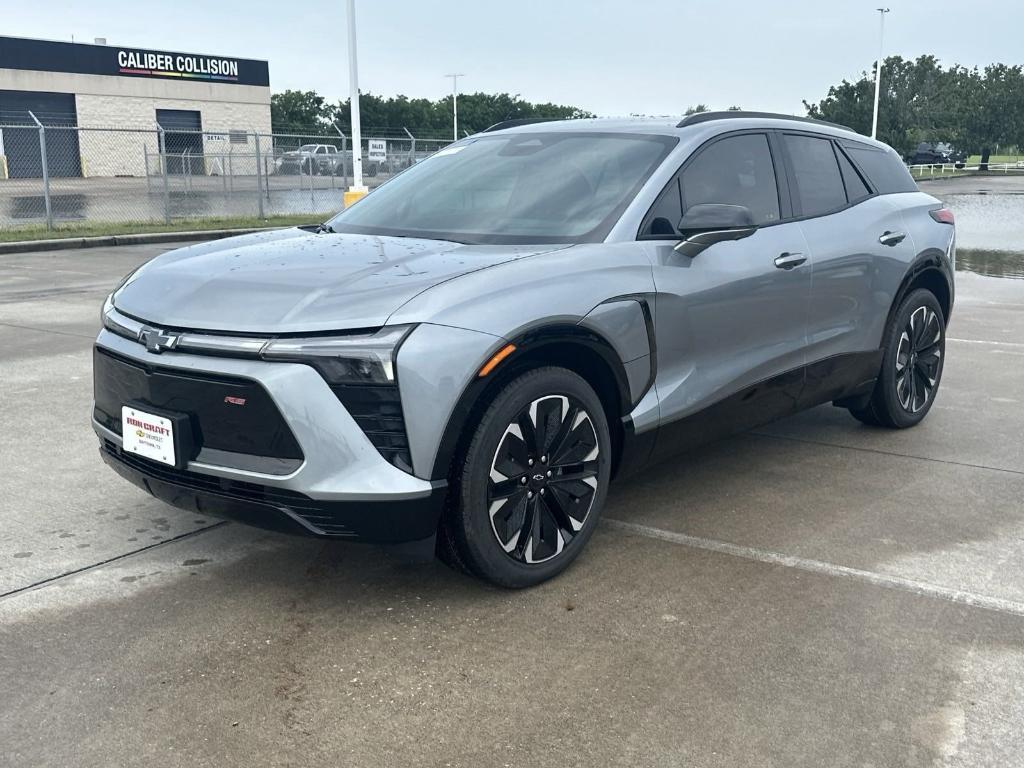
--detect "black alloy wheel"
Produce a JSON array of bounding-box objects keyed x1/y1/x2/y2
[
  {"x1": 486, "y1": 394, "x2": 600, "y2": 564},
  {"x1": 437, "y1": 366, "x2": 612, "y2": 588},
  {"x1": 849, "y1": 288, "x2": 945, "y2": 428},
  {"x1": 894, "y1": 305, "x2": 943, "y2": 413}
]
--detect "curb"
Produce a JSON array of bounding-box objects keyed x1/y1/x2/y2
[{"x1": 0, "y1": 227, "x2": 275, "y2": 255}]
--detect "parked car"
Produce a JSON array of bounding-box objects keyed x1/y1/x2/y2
[
  {"x1": 277, "y1": 143, "x2": 342, "y2": 175},
  {"x1": 331, "y1": 152, "x2": 381, "y2": 178},
  {"x1": 94, "y1": 112, "x2": 956, "y2": 587},
  {"x1": 909, "y1": 142, "x2": 966, "y2": 167}
]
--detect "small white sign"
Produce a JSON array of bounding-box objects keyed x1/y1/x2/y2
[
  {"x1": 122, "y1": 406, "x2": 176, "y2": 466},
  {"x1": 368, "y1": 139, "x2": 387, "y2": 162}
]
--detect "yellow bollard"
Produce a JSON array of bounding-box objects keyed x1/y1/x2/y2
[{"x1": 343, "y1": 187, "x2": 368, "y2": 208}]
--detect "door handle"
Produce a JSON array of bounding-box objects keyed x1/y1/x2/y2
[
  {"x1": 879, "y1": 230, "x2": 906, "y2": 246},
  {"x1": 774, "y1": 252, "x2": 806, "y2": 270}
]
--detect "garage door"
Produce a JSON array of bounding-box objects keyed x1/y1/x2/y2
[
  {"x1": 156, "y1": 109, "x2": 203, "y2": 175},
  {"x1": 0, "y1": 90, "x2": 82, "y2": 178}
]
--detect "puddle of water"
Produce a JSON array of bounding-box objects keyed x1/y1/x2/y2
[
  {"x1": 956, "y1": 249, "x2": 1024, "y2": 280},
  {"x1": 940, "y1": 194, "x2": 1024, "y2": 277},
  {"x1": 945, "y1": 194, "x2": 1024, "y2": 252}
]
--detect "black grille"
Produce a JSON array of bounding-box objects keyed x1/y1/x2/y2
[
  {"x1": 101, "y1": 440, "x2": 353, "y2": 536},
  {"x1": 331, "y1": 384, "x2": 413, "y2": 473},
  {"x1": 94, "y1": 347, "x2": 303, "y2": 462}
]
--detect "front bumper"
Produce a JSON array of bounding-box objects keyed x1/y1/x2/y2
[
  {"x1": 93, "y1": 329, "x2": 446, "y2": 543},
  {"x1": 99, "y1": 438, "x2": 444, "y2": 541}
]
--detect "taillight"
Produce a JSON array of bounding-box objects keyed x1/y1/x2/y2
[{"x1": 929, "y1": 207, "x2": 955, "y2": 225}]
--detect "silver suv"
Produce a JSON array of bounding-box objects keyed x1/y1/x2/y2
[{"x1": 94, "y1": 112, "x2": 955, "y2": 587}]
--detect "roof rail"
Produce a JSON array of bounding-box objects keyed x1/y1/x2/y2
[
  {"x1": 482, "y1": 117, "x2": 562, "y2": 133},
  {"x1": 676, "y1": 111, "x2": 854, "y2": 133}
]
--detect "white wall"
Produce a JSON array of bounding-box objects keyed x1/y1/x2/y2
[{"x1": 0, "y1": 68, "x2": 271, "y2": 177}]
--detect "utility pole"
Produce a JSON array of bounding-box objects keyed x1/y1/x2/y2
[
  {"x1": 871, "y1": 8, "x2": 890, "y2": 140},
  {"x1": 344, "y1": 0, "x2": 367, "y2": 206},
  {"x1": 445, "y1": 73, "x2": 465, "y2": 141}
]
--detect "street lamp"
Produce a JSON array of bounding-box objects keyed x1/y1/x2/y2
[
  {"x1": 871, "y1": 7, "x2": 890, "y2": 140},
  {"x1": 344, "y1": 0, "x2": 366, "y2": 207},
  {"x1": 445, "y1": 73, "x2": 464, "y2": 142}
]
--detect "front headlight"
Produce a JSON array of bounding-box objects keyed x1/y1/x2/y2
[{"x1": 261, "y1": 325, "x2": 414, "y2": 384}]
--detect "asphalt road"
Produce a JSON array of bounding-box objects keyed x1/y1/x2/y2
[{"x1": 2, "y1": 242, "x2": 1024, "y2": 767}]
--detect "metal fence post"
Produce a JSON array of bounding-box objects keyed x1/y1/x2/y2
[
  {"x1": 253, "y1": 132, "x2": 265, "y2": 218},
  {"x1": 333, "y1": 124, "x2": 347, "y2": 191},
  {"x1": 341, "y1": 135, "x2": 349, "y2": 188},
  {"x1": 28, "y1": 111, "x2": 53, "y2": 230},
  {"x1": 403, "y1": 127, "x2": 416, "y2": 168},
  {"x1": 158, "y1": 127, "x2": 170, "y2": 224}
]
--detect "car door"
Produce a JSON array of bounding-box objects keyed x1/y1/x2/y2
[
  {"x1": 637, "y1": 131, "x2": 812, "y2": 459},
  {"x1": 782, "y1": 133, "x2": 917, "y2": 404}
]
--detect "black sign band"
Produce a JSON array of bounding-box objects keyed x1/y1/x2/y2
[{"x1": 0, "y1": 36, "x2": 269, "y2": 87}]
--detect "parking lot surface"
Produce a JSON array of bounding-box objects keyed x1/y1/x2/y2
[{"x1": 2, "y1": 241, "x2": 1023, "y2": 767}]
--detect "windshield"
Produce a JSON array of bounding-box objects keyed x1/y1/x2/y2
[
  {"x1": 298, "y1": 144, "x2": 318, "y2": 152},
  {"x1": 326, "y1": 132, "x2": 676, "y2": 244}
]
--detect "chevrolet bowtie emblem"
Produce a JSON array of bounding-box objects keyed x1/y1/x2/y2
[{"x1": 139, "y1": 327, "x2": 180, "y2": 354}]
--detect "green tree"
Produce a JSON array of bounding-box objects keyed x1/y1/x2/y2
[
  {"x1": 948, "y1": 63, "x2": 1024, "y2": 168},
  {"x1": 684, "y1": 104, "x2": 710, "y2": 115},
  {"x1": 332, "y1": 92, "x2": 593, "y2": 136},
  {"x1": 805, "y1": 55, "x2": 960, "y2": 157},
  {"x1": 804, "y1": 55, "x2": 1020, "y2": 162},
  {"x1": 270, "y1": 90, "x2": 332, "y2": 133}
]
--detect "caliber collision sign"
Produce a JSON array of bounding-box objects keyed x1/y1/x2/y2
[
  {"x1": 117, "y1": 50, "x2": 240, "y2": 81},
  {"x1": 0, "y1": 36, "x2": 270, "y2": 87}
]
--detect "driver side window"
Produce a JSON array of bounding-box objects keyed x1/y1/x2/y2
[
  {"x1": 639, "y1": 133, "x2": 780, "y2": 237},
  {"x1": 681, "y1": 134, "x2": 780, "y2": 225}
]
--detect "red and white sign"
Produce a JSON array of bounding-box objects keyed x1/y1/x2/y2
[{"x1": 121, "y1": 406, "x2": 176, "y2": 466}]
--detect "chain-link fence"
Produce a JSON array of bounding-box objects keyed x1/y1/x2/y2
[{"x1": 0, "y1": 117, "x2": 455, "y2": 232}]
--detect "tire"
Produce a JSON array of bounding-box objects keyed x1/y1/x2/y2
[
  {"x1": 438, "y1": 367, "x2": 612, "y2": 588},
  {"x1": 850, "y1": 288, "x2": 945, "y2": 428}
]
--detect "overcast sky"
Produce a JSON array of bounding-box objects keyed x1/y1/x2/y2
[{"x1": 4, "y1": 0, "x2": 1022, "y2": 115}]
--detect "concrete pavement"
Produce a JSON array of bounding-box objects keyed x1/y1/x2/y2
[{"x1": 2, "y1": 242, "x2": 1023, "y2": 767}]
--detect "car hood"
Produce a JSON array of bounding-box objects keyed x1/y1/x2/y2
[{"x1": 113, "y1": 228, "x2": 564, "y2": 333}]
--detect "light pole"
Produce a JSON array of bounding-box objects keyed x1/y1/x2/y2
[
  {"x1": 344, "y1": 0, "x2": 366, "y2": 206},
  {"x1": 871, "y1": 7, "x2": 890, "y2": 140},
  {"x1": 446, "y1": 74, "x2": 464, "y2": 142}
]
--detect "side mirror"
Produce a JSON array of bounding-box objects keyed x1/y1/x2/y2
[{"x1": 674, "y1": 204, "x2": 757, "y2": 257}]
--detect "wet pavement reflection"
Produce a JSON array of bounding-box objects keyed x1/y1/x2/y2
[{"x1": 956, "y1": 248, "x2": 1024, "y2": 280}]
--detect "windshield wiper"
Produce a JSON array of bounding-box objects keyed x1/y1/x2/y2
[{"x1": 316, "y1": 223, "x2": 336, "y2": 234}]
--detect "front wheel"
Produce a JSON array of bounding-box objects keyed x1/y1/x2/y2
[
  {"x1": 850, "y1": 288, "x2": 945, "y2": 428},
  {"x1": 438, "y1": 367, "x2": 612, "y2": 588}
]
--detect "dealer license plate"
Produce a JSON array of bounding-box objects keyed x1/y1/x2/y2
[{"x1": 121, "y1": 406, "x2": 176, "y2": 466}]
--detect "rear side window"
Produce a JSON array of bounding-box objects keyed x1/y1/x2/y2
[
  {"x1": 680, "y1": 134, "x2": 780, "y2": 225},
  {"x1": 845, "y1": 145, "x2": 918, "y2": 193},
  {"x1": 837, "y1": 148, "x2": 872, "y2": 202},
  {"x1": 783, "y1": 134, "x2": 847, "y2": 217}
]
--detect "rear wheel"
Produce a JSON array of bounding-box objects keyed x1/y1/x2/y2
[
  {"x1": 438, "y1": 367, "x2": 612, "y2": 588},
  {"x1": 850, "y1": 288, "x2": 945, "y2": 428}
]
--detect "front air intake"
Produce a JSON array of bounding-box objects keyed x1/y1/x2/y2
[{"x1": 330, "y1": 384, "x2": 413, "y2": 474}]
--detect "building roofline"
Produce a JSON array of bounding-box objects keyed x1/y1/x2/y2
[{"x1": 0, "y1": 34, "x2": 269, "y2": 65}]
